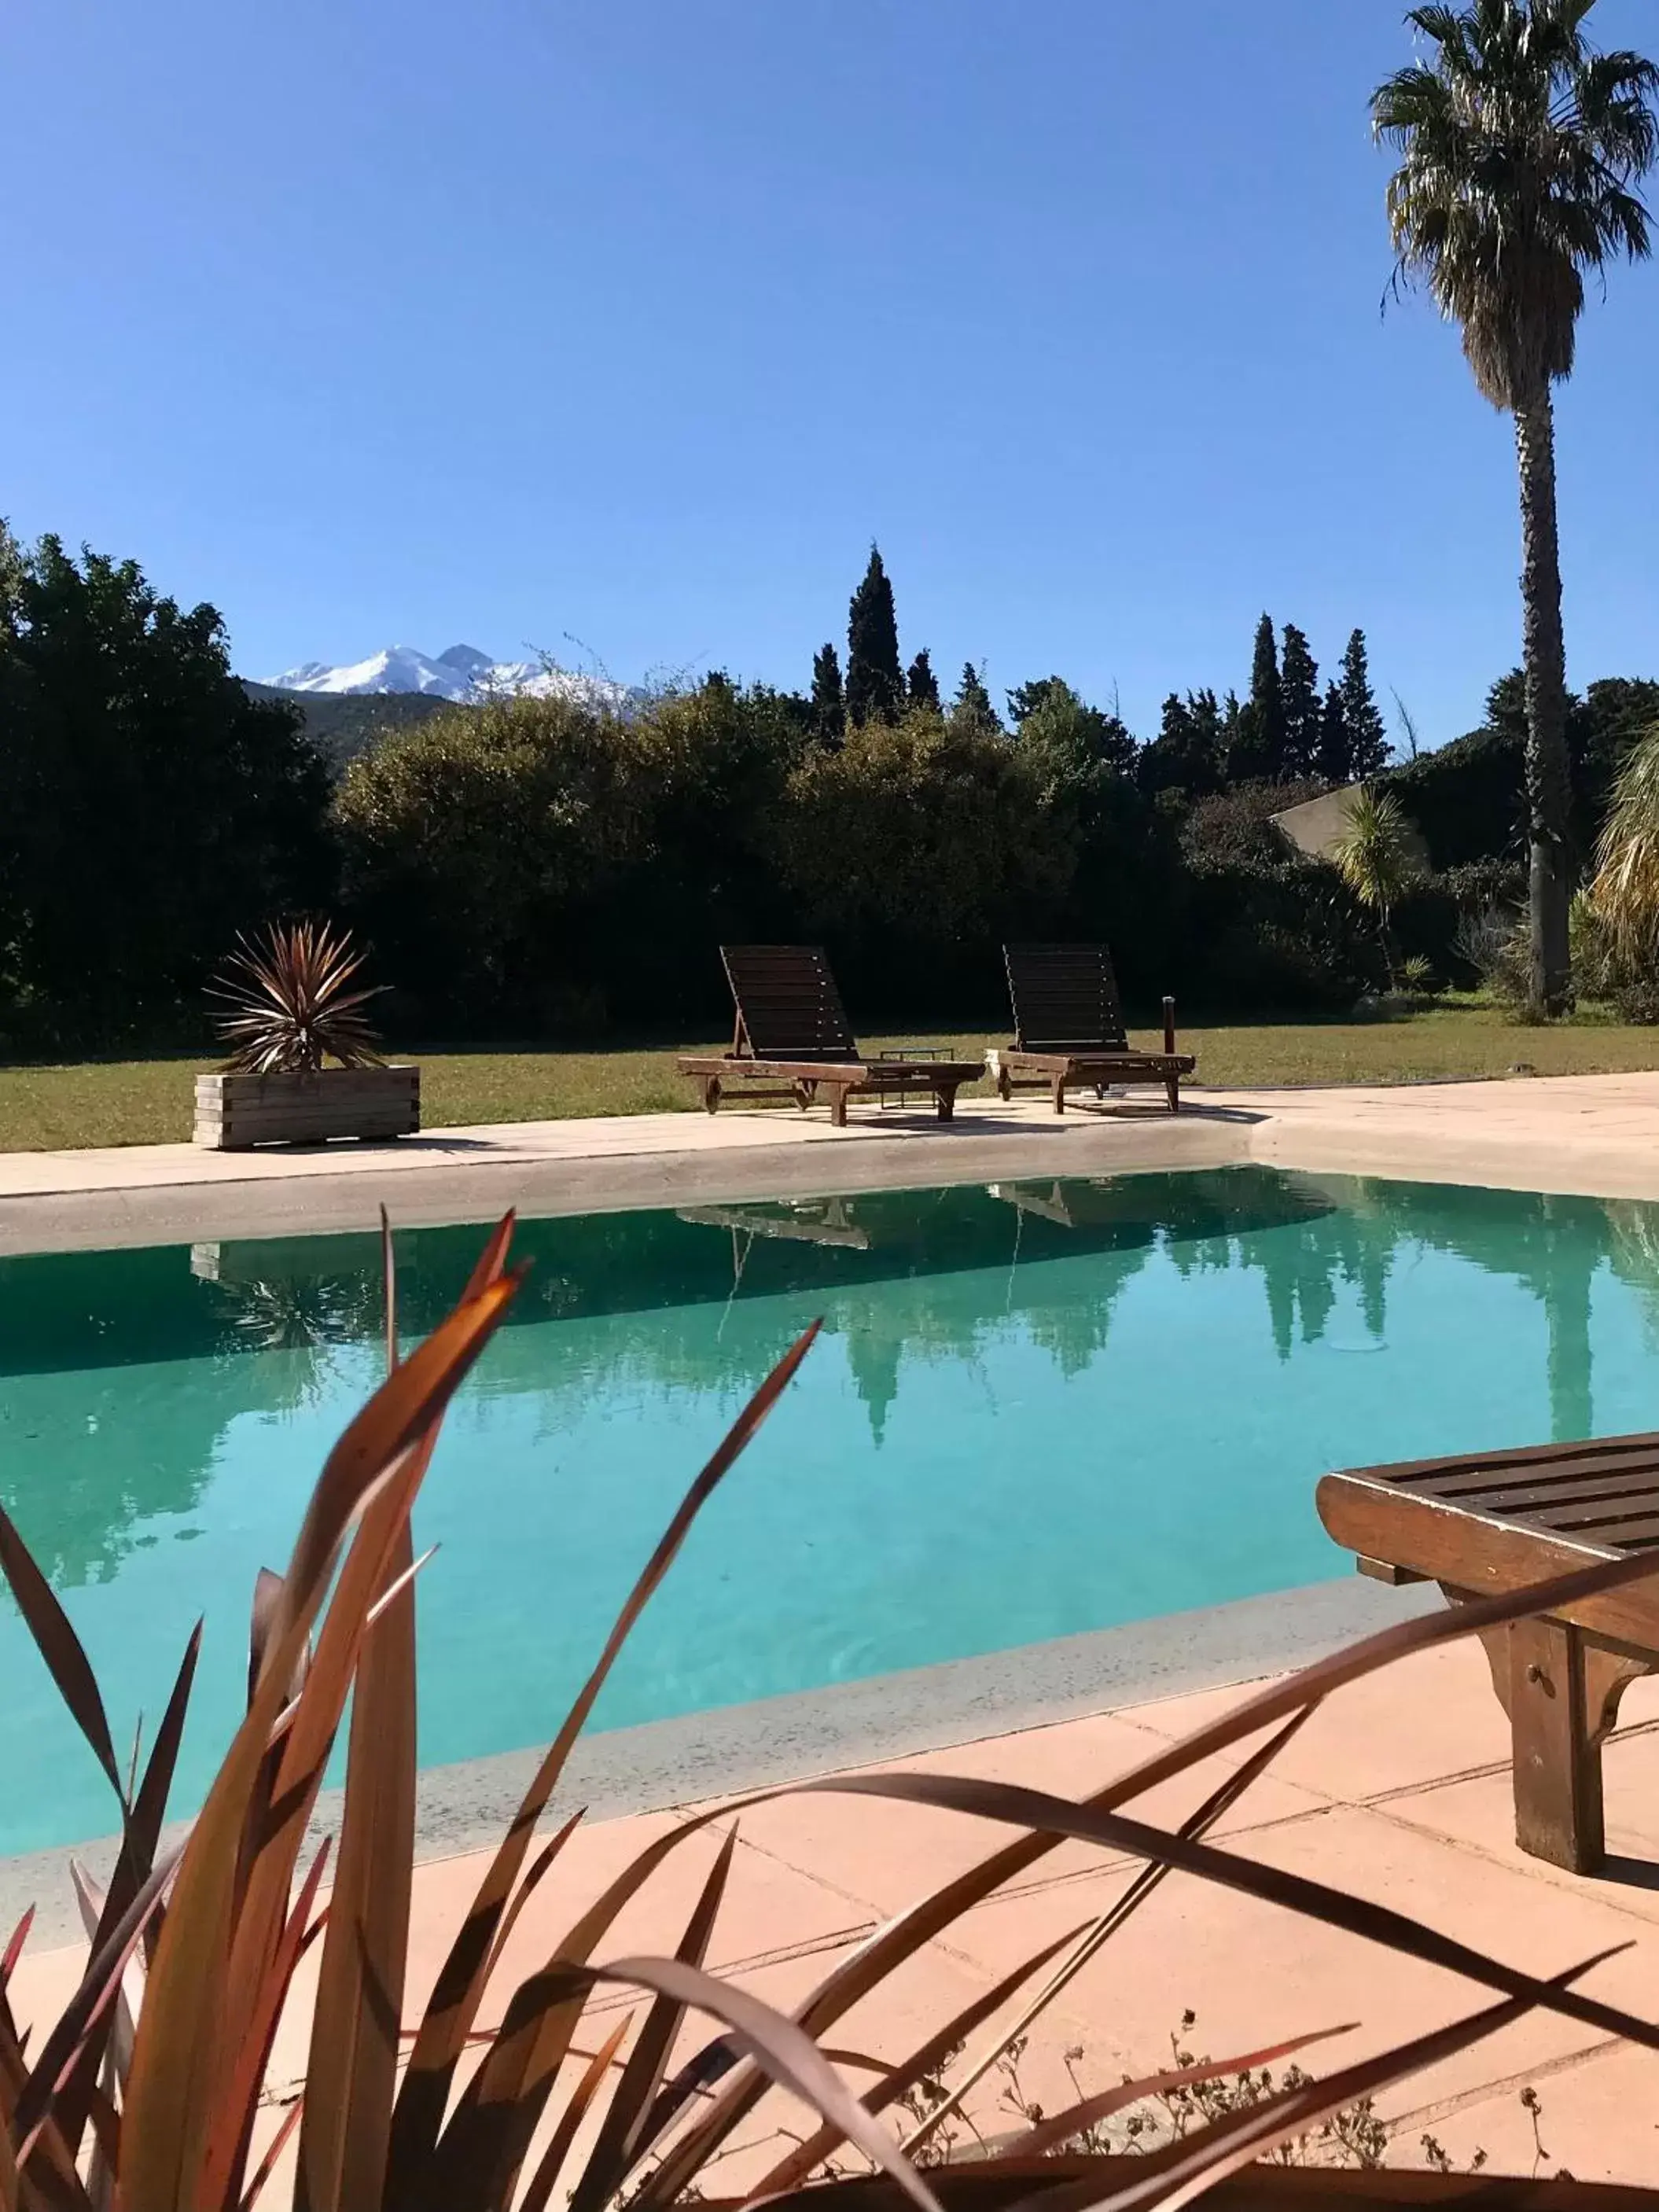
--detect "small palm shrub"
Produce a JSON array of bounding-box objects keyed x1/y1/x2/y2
[
  {"x1": 209, "y1": 918, "x2": 387, "y2": 1073},
  {"x1": 1329, "y1": 787, "x2": 1420, "y2": 987},
  {"x1": 1590, "y1": 738, "x2": 1659, "y2": 1021},
  {"x1": 2, "y1": 1217, "x2": 1657, "y2": 2208},
  {"x1": 1392, "y1": 954, "x2": 1440, "y2": 1003}
]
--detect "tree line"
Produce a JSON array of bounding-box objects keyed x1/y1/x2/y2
[
  {"x1": 1, "y1": 521, "x2": 1653, "y2": 1054},
  {"x1": 802, "y1": 548, "x2": 1393, "y2": 802}
]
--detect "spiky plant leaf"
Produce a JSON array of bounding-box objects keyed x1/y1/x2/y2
[{"x1": 209, "y1": 919, "x2": 388, "y2": 1074}]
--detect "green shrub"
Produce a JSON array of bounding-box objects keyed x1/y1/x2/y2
[
  {"x1": 334, "y1": 683, "x2": 807, "y2": 1032},
  {"x1": 1179, "y1": 786, "x2": 1382, "y2": 1010},
  {"x1": 771, "y1": 707, "x2": 1078, "y2": 1010}
]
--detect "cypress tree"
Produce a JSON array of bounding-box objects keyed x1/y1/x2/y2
[
  {"x1": 1339, "y1": 628, "x2": 1389, "y2": 778},
  {"x1": 1227, "y1": 617, "x2": 1284, "y2": 782},
  {"x1": 1278, "y1": 623, "x2": 1319, "y2": 778},
  {"x1": 951, "y1": 661, "x2": 1000, "y2": 733},
  {"x1": 1317, "y1": 680, "x2": 1351, "y2": 784},
  {"x1": 906, "y1": 647, "x2": 941, "y2": 711},
  {"x1": 810, "y1": 642, "x2": 844, "y2": 743},
  {"x1": 845, "y1": 544, "x2": 903, "y2": 724},
  {"x1": 1250, "y1": 614, "x2": 1282, "y2": 743}
]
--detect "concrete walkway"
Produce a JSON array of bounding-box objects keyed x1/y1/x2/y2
[
  {"x1": 7, "y1": 1069, "x2": 1659, "y2": 1253},
  {"x1": 12, "y1": 1640, "x2": 1659, "y2": 2187}
]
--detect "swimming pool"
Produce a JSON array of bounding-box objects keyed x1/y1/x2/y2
[{"x1": 2, "y1": 1164, "x2": 1657, "y2": 1854}]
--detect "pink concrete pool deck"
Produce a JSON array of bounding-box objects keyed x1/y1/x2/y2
[
  {"x1": 398, "y1": 1643, "x2": 1659, "y2": 2181},
  {"x1": 13, "y1": 1639, "x2": 1659, "y2": 2188}
]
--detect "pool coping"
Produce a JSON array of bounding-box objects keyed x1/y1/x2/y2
[
  {"x1": 0, "y1": 1101, "x2": 1256, "y2": 1254},
  {"x1": 0, "y1": 1573, "x2": 1436, "y2": 1949},
  {"x1": 8, "y1": 1071, "x2": 1659, "y2": 1256}
]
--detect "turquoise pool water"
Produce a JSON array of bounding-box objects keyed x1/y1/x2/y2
[{"x1": 2, "y1": 1165, "x2": 1657, "y2": 1854}]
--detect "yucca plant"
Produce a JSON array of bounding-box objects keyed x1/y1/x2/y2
[
  {"x1": 209, "y1": 919, "x2": 387, "y2": 1074},
  {"x1": 3, "y1": 1214, "x2": 1659, "y2": 2210}
]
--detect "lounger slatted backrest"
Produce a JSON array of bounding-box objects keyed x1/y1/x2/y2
[
  {"x1": 1004, "y1": 944, "x2": 1129, "y2": 1053},
  {"x1": 720, "y1": 945, "x2": 861, "y2": 1062}
]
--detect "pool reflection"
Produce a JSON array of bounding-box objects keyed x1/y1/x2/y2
[{"x1": 0, "y1": 1166, "x2": 1655, "y2": 1589}]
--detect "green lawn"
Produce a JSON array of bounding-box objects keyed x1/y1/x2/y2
[{"x1": 4, "y1": 1003, "x2": 1659, "y2": 1152}]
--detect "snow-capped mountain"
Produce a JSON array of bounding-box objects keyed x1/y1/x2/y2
[{"x1": 264, "y1": 642, "x2": 642, "y2": 714}]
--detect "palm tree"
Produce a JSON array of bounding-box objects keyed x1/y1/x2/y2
[
  {"x1": 1372, "y1": 0, "x2": 1658, "y2": 1015},
  {"x1": 1330, "y1": 784, "x2": 1418, "y2": 984}
]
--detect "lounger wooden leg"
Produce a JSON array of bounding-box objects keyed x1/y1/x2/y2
[
  {"x1": 996, "y1": 1065, "x2": 1013, "y2": 1102},
  {"x1": 935, "y1": 1084, "x2": 957, "y2": 1122},
  {"x1": 1440, "y1": 1587, "x2": 1513, "y2": 1716},
  {"x1": 1165, "y1": 1072, "x2": 1181, "y2": 1113},
  {"x1": 1051, "y1": 1075, "x2": 1067, "y2": 1116},
  {"x1": 1506, "y1": 1617, "x2": 1605, "y2": 1874},
  {"x1": 701, "y1": 1077, "x2": 723, "y2": 1115},
  {"x1": 828, "y1": 1084, "x2": 850, "y2": 1128},
  {"x1": 1584, "y1": 1643, "x2": 1651, "y2": 1746}
]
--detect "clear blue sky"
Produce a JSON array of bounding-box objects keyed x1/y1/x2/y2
[{"x1": 6, "y1": 0, "x2": 1656, "y2": 745}]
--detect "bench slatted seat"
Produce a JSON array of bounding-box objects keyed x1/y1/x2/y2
[
  {"x1": 677, "y1": 946, "x2": 983, "y2": 1127},
  {"x1": 993, "y1": 944, "x2": 1194, "y2": 1114},
  {"x1": 1318, "y1": 1431, "x2": 1659, "y2": 1874}
]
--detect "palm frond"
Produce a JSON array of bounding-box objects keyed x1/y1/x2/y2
[
  {"x1": 1373, "y1": 0, "x2": 1659, "y2": 406},
  {"x1": 1591, "y1": 719, "x2": 1659, "y2": 962}
]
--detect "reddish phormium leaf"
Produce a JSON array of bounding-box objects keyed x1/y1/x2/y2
[
  {"x1": 120, "y1": 1254, "x2": 521, "y2": 2211},
  {"x1": 745, "y1": 1924, "x2": 1095, "y2": 2203},
  {"x1": 567, "y1": 1831, "x2": 740, "y2": 2212},
  {"x1": 892, "y1": 1708, "x2": 1315, "y2": 2166},
  {"x1": 296, "y1": 1515, "x2": 418, "y2": 2212},
  {"x1": 477, "y1": 1954, "x2": 947, "y2": 2212},
  {"x1": 199, "y1": 1843, "x2": 331, "y2": 2212},
  {"x1": 0, "y1": 1502, "x2": 123, "y2": 1798},
  {"x1": 239, "y1": 2095, "x2": 304, "y2": 2212},
  {"x1": 208, "y1": 918, "x2": 387, "y2": 1076},
  {"x1": 389, "y1": 1320, "x2": 822, "y2": 2202},
  {"x1": 796, "y1": 1771, "x2": 1656, "y2": 2053},
  {"x1": 0, "y1": 1915, "x2": 32, "y2": 1995},
  {"x1": 515, "y1": 2015, "x2": 635, "y2": 2212},
  {"x1": 13, "y1": 1846, "x2": 182, "y2": 2160}
]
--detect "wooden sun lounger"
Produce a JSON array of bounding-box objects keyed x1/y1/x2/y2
[
  {"x1": 992, "y1": 943, "x2": 1195, "y2": 1114},
  {"x1": 1318, "y1": 1431, "x2": 1659, "y2": 1875},
  {"x1": 677, "y1": 946, "x2": 983, "y2": 1127}
]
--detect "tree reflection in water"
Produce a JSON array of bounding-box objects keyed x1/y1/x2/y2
[{"x1": 3, "y1": 1168, "x2": 1659, "y2": 1588}]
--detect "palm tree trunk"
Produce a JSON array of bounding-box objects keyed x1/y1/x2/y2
[{"x1": 1514, "y1": 385, "x2": 1573, "y2": 1015}]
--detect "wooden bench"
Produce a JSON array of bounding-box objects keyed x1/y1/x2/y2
[
  {"x1": 992, "y1": 944, "x2": 1194, "y2": 1114},
  {"x1": 1318, "y1": 1433, "x2": 1659, "y2": 1874},
  {"x1": 677, "y1": 946, "x2": 983, "y2": 1127}
]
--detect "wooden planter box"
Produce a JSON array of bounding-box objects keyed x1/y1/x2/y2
[{"x1": 193, "y1": 1066, "x2": 420, "y2": 1150}]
